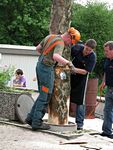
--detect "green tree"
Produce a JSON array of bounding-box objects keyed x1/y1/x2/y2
[
  {"x1": 72, "y1": 2, "x2": 113, "y2": 78},
  {"x1": 1, "y1": 1, "x2": 113, "y2": 79},
  {"x1": 0, "y1": 0, "x2": 51, "y2": 45}
]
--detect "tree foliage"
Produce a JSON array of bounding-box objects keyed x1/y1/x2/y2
[
  {"x1": 1, "y1": 1, "x2": 113, "y2": 78},
  {"x1": 0, "y1": 0, "x2": 51, "y2": 46},
  {"x1": 71, "y1": 2, "x2": 113, "y2": 78}
]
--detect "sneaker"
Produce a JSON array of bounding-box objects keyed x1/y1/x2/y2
[
  {"x1": 25, "y1": 118, "x2": 32, "y2": 126},
  {"x1": 100, "y1": 132, "x2": 113, "y2": 139},
  {"x1": 32, "y1": 123, "x2": 50, "y2": 130},
  {"x1": 77, "y1": 127, "x2": 83, "y2": 130}
]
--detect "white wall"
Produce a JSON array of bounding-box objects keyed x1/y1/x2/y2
[{"x1": 1, "y1": 54, "x2": 39, "y2": 90}]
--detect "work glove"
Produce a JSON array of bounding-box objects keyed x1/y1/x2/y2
[
  {"x1": 67, "y1": 61, "x2": 74, "y2": 69},
  {"x1": 71, "y1": 67, "x2": 77, "y2": 74},
  {"x1": 67, "y1": 61, "x2": 77, "y2": 74}
]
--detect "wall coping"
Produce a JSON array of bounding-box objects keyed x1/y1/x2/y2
[
  {"x1": 0, "y1": 44, "x2": 37, "y2": 56},
  {"x1": 0, "y1": 44, "x2": 35, "y2": 51}
]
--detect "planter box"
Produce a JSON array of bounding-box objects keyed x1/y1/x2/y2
[
  {"x1": 69, "y1": 78, "x2": 98, "y2": 118},
  {"x1": 0, "y1": 91, "x2": 31, "y2": 120},
  {"x1": 85, "y1": 78, "x2": 98, "y2": 118}
]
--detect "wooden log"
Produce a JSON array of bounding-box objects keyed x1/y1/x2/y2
[
  {"x1": 48, "y1": 65, "x2": 70, "y2": 125},
  {"x1": 59, "y1": 140, "x2": 87, "y2": 145}
]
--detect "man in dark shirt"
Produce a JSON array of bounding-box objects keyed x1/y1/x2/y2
[
  {"x1": 70, "y1": 39, "x2": 97, "y2": 130},
  {"x1": 100, "y1": 41, "x2": 113, "y2": 139}
]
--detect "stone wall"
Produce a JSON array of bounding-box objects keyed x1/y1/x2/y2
[
  {"x1": 0, "y1": 91, "x2": 22, "y2": 120},
  {"x1": 0, "y1": 91, "x2": 31, "y2": 120}
]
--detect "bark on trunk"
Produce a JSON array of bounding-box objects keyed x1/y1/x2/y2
[
  {"x1": 48, "y1": 46, "x2": 71, "y2": 125},
  {"x1": 48, "y1": 65, "x2": 70, "y2": 125},
  {"x1": 48, "y1": 0, "x2": 72, "y2": 125},
  {"x1": 49, "y1": 0, "x2": 72, "y2": 34}
]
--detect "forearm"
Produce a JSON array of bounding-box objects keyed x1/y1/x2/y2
[
  {"x1": 36, "y1": 44, "x2": 42, "y2": 55},
  {"x1": 72, "y1": 68, "x2": 88, "y2": 75},
  {"x1": 100, "y1": 73, "x2": 106, "y2": 90},
  {"x1": 53, "y1": 54, "x2": 88, "y2": 74},
  {"x1": 102, "y1": 73, "x2": 105, "y2": 83},
  {"x1": 53, "y1": 53, "x2": 69, "y2": 65},
  {"x1": 13, "y1": 83, "x2": 24, "y2": 87}
]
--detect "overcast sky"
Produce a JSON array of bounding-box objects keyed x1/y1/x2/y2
[{"x1": 75, "y1": 0, "x2": 113, "y2": 8}]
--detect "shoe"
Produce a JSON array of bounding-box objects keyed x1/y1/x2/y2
[
  {"x1": 77, "y1": 127, "x2": 83, "y2": 130},
  {"x1": 100, "y1": 132, "x2": 113, "y2": 139},
  {"x1": 25, "y1": 118, "x2": 32, "y2": 126},
  {"x1": 32, "y1": 123, "x2": 50, "y2": 130}
]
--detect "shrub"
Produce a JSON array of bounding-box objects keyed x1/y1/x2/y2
[{"x1": 0, "y1": 65, "x2": 15, "y2": 90}]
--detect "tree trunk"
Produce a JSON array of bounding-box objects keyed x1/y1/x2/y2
[
  {"x1": 48, "y1": 0, "x2": 73, "y2": 125},
  {"x1": 48, "y1": 65, "x2": 70, "y2": 125},
  {"x1": 49, "y1": 0, "x2": 72, "y2": 34}
]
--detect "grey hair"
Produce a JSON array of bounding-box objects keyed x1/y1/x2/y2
[{"x1": 104, "y1": 41, "x2": 113, "y2": 50}]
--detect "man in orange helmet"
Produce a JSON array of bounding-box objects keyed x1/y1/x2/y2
[
  {"x1": 25, "y1": 27, "x2": 80, "y2": 130},
  {"x1": 68, "y1": 27, "x2": 81, "y2": 45}
]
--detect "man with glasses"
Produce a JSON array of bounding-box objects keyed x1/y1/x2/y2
[{"x1": 70, "y1": 39, "x2": 97, "y2": 130}]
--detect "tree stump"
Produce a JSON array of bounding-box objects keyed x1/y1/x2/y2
[{"x1": 48, "y1": 65, "x2": 70, "y2": 125}]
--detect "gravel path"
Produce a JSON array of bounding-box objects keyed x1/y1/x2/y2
[{"x1": 0, "y1": 122, "x2": 113, "y2": 150}]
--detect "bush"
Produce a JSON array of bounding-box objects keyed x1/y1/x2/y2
[
  {"x1": 0, "y1": 65, "x2": 15, "y2": 90},
  {"x1": 72, "y1": 2, "x2": 113, "y2": 79}
]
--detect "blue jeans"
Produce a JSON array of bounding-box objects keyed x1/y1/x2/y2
[
  {"x1": 75, "y1": 104, "x2": 85, "y2": 128},
  {"x1": 27, "y1": 56, "x2": 54, "y2": 128},
  {"x1": 102, "y1": 89, "x2": 113, "y2": 135}
]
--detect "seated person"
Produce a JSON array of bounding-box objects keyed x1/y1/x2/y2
[{"x1": 13, "y1": 69, "x2": 26, "y2": 87}]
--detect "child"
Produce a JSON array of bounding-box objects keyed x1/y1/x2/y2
[{"x1": 13, "y1": 69, "x2": 26, "y2": 87}]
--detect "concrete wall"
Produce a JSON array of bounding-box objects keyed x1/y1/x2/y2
[{"x1": 0, "y1": 44, "x2": 39, "y2": 90}]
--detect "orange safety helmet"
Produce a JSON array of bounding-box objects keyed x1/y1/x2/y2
[{"x1": 68, "y1": 27, "x2": 81, "y2": 45}]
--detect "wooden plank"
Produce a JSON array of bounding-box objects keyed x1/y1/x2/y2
[{"x1": 59, "y1": 140, "x2": 87, "y2": 145}]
